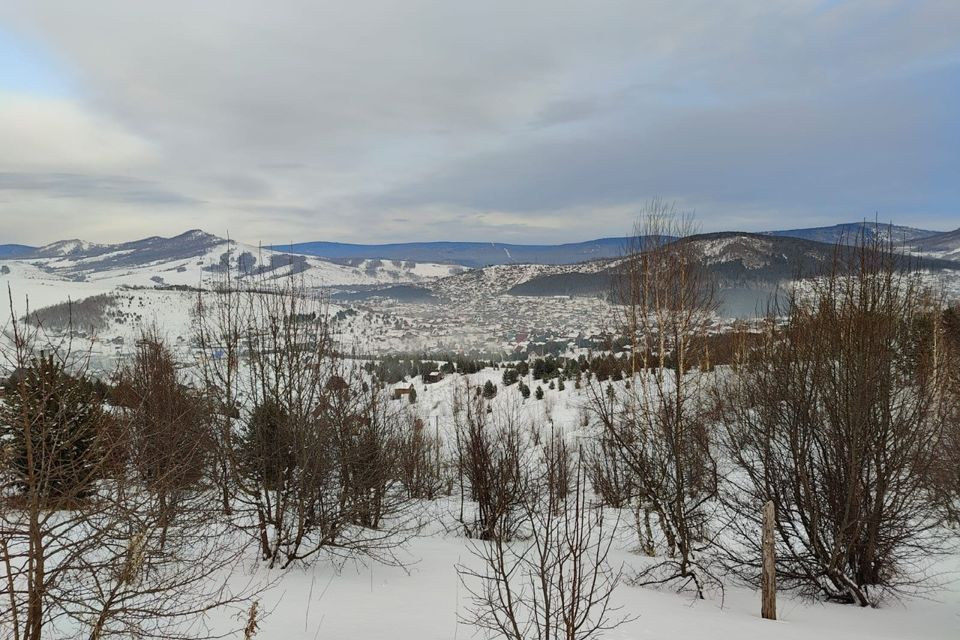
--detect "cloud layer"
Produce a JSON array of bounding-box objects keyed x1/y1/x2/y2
[{"x1": 1, "y1": 1, "x2": 958, "y2": 244}]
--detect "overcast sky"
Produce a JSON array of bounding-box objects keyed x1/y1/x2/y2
[{"x1": 1, "y1": 1, "x2": 958, "y2": 245}]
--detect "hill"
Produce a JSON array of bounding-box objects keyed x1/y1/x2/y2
[
  {"x1": 766, "y1": 222, "x2": 939, "y2": 245},
  {"x1": 910, "y1": 227, "x2": 960, "y2": 261},
  {"x1": 0, "y1": 230, "x2": 465, "y2": 288},
  {"x1": 270, "y1": 237, "x2": 633, "y2": 267},
  {"x1": 0, "y1": 244, "x2": 37, "y2": 259},
  {"x1": 502, "y1": 232, "x2": 960, "y2": 297}
]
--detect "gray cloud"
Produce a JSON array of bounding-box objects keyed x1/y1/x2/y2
[
  {"x1": 0, "y1": 1, "x2": 957, "y2": 244},
  {"x1": 0, "y1": 172, "x2": 199, "y2": 205},
  {"x1": 380, "y1": 72, "x2": 959, "y2": 215}
]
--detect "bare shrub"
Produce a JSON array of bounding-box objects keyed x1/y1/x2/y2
[
  {"x1": 717, "y1": 233, "x2": 956, "y2": 605},
  {"x1": 397, "y1": 415, "x2": 448, "y2": 500},
  {"x1": 590, "y1": 200, "x2": 719, "y2": 596},
  {"x1": 587, "y1": 427, "x2": 635, "y2": 509},
  {"x1": 454, "y1": 384, "x2": 528, "y2": 541},
  {"x1": 458, "y1": 451, "x2": 629, "y2": 640},
  {"x1": 1, "y1": 293, "x2": 255, "y2": 640},
  {"x1": 196, "y1": 275, "x2": 414, "y2": 568}
]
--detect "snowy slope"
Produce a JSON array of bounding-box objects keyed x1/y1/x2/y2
[
  {"x1": 196, "y1": 369, "x2": 960, "y2": 640},
  {"x1": 0, "y1": 231, "x2": 467, "y2": 329},
  {"x1": 9, "y1": 230, "x2": 465, "y2": 289}
]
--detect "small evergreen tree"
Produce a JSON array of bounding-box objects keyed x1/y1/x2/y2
[
  {"x1": 240, "y1": 398, "x2": 293, "y2": 490},
  {"x1": 535, "y1": 385, "x2": 544, "y2": 400},
  {"x1": 408, "y1": 386, "x2": 418, "y2": 403},
  {"x1": 0, "y1": 354, "x2": 107, "y2": 500},
  {"x1": 482, "y1": 380, "x2": 498, "y2": 399}
]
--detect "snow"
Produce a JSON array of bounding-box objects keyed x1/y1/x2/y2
[
  {"x1": 0, "y1": 305, "x2": 957, "y2": 639},
  {"x1": 3, "y1": 234, "x2": 960, "y2": 638},
  {"x1": 213, "y1": 502, "x2": 960, "y2": 639},
  {"x1": 231, "y1": 369, "x2": 960, "y2": 640}
]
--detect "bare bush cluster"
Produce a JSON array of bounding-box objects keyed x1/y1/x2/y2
[
  {"x1": 589, "y1": 202, "x2": 719, "y2": 597},
  {"x1": 0, "y1": 299, "x2": 252, "y2": 640},
  {"x1": 195, "y1": 275, "x2": 416, "y2": 569},
  {"x1": 586, "y1": 206, "x2": 960, "y2": 609},
  {"x1": 717, "y1": 235, "x2": 958, "y2": 605},
  {"x1": 459, "y1": 444, "x2": 628, "y2": 640},
  {"x1": 453, "y1": 385, "x2": 529, "y2": 542}
]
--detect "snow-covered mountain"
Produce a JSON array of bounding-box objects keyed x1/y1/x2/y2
[
  {"x1": 910, "y1": 227, "x2": 960, "y2": 261},
  {"x1": 766, "y1": 222, "x2": 940, "y2": 245},
  {"x1": 270, "y1": 237, "x2": 632, "y2": 267},
  {"x1": 1, "y1": 230, "x2": 465, "y2": 289},
  {"x1": 483, "y1": 232, "x2": 960, "y2": 297}
]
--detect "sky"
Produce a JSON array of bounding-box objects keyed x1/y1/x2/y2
[{"x1": 0, "y1": 1, "x2": 958, "y2": 246}]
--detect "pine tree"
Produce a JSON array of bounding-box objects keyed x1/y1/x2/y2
[
  {"x1": 535, "y1": 386, "x2": 544, "y2": 400},
  {"x1": 240, "y1": 398, "x2": 293, "y2": 489},
  {"x1": 0, "y1": 354, "x2": 107, "y2": 500},
  {"x1": 482, "y1": 380, "x2": 497, "y2": 399}
]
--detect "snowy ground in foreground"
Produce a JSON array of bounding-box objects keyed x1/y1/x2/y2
[{"x1": 215, "y1": 528, "x2": 960, "y2": 640}]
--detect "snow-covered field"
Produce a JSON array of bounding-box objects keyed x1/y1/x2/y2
[
  {"x1": 197, "y1": 369, "x2": 960, "y2": 640},
  {"x1": 3, "y1": 238, "x2": 960, "y2": 640},
  {"x1": 178, "y1": 367, "x2": 960, "y2": 638},
  {"x1": 217, "y1": 528, "x2": 960, "y2": 640}
]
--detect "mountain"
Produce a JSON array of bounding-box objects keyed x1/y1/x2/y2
[
  {"x1": 0, "y1": 244, "x2": 37, "y2": 259},
  {"x1": 766, "y1": 222, "x2": 940, "y2": 245},
  {"x1": 270, "y1": 238, "x2": 633, "y2": 268},
  {"x1": 910, "y1": 227, "x2": 960, "y2": 261},
  {"x1": 498, "y1": 232, "x2": 960, "y2": 298},
  {"x1": 0, "y1": 230, "x2": 465, "y2": 288}
]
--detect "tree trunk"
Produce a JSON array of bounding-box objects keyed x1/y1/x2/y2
[{"x1": 762, "y1": 500, "x2": 777, "y2": 620}]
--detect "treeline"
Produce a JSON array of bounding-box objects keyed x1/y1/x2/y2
[
  {"x1": 363, "y1": 353, "x2": 502, "y2": 384},
  {"x1": 364, "y1": 332, "x2": 754, "y2": 388},
  {"x1": 22, "y1": 293, "x2": 118, "y2": 334}
]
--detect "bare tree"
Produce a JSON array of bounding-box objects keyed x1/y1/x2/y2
[
  {"x1": 453, "y1": 383, "x2": 528, "y2": 542},
  {"x1": 196, "y1": 275, "x2": 414, "y2": 569},
  {"x1": 397, "y1": 415, "x2": 449, "y2": 500},
  {"x1": 934, "y1": 305, "x2": 960, "y2": 520},
  {"x1": 458, "y1": 450, "x2": 629, "y2": 640},
  {"x1": 115, "y1": 331, "x2": 213, "y2": 547},
  {"x1": 0, "y1": 292, "x2": 255, "y2": 640},
  {"x1": 589, "y1": 200, "x2": 719, "y2": 597},
  {"x1": 194, "y1": 261, "x2": 248, "y2": 516},
  {"x1": 717, "y1": 232, "x2": 956, "y2": 605}
]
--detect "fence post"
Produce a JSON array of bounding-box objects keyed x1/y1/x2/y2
[{"x1": 762, "y1": 500, "x2": 777, "y2": 620}]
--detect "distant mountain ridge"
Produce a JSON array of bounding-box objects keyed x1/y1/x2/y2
[
  {"x1": 0, "y1": 222, "x2": 960, "y2": 268},
  {"x1": 765, "y1": 222, "x2": 940, "y2": 245},
  {"x1": 498, "y1": 231, "x2": 960, "y2": 297},
  {"x1": 6, "y1": 221, "x2": 958, "y2": 274},
  {"x1": 0, "y1": 230, "x2": 463, "y2": 287},
  {"x1": 909, "y1": 228, "x2": 960, "y2": 261},
  {"x1": 0, "y1": 244, "x2": 37, "y2": 259},
  {"x1": 269, "y1": 238, "x2": 633, "y2": 267}
]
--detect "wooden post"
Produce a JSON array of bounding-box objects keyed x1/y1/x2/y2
[{"x1": 761, "y1": 500, "x2": 777, "y2": 620}]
